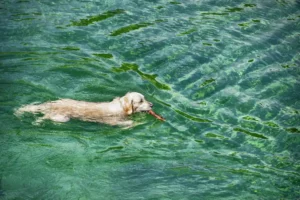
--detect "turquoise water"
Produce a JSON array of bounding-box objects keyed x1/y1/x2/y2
[{"x1": 1, "y1": 0, "x2": 300, "y2": 199}]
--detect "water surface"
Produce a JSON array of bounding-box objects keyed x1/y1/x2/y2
[{"x1": 0, "y1": 0, "x2": 300, "y2": 199}]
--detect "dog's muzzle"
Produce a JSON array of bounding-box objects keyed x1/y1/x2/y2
[{"x1": 149, "y1": 102, "x2": 153, "y2": 108}]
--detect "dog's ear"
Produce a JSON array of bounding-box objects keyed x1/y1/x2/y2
[{"x1": 120, "y1": 96, "x2": 133, "y2": 115}]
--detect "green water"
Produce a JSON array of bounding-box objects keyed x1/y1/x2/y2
[{"x1": 1, "y1": 0, "x2": 300, "y2": 199}]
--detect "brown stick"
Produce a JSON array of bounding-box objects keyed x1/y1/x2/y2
[{"x1": 148, "y1": 110, "x2": 165, "y2": 121}]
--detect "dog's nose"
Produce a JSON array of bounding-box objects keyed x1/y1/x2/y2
[{"x1": 149, "y1": 102, "x2": 153, "y2": 107}]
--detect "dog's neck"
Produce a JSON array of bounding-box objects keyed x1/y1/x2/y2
[{"x1": 116, "y1": 97, "x2": 133, "y2": 116}]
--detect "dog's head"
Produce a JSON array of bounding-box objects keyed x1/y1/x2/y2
[{"x1": 120, "y1": 92, "x2": 153, "y2": 115}]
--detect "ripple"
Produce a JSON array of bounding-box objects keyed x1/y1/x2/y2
[
  {"x1": 204, "y1": 132, "x2": 225, "y2": 139},
  {"x1": 233, "y1": 127, "x2": 268, "y2": 139},
  {"x1": 286, "y1": 128, "x2": 300, "y2": 134},
  {"x1": 227, "y1": 168, "x2": 262, "y2": 177},
  {"x1": 93, "y1": 53, "x2": 113, "y2": 59},
  {"x1": 201, "y1": 12, "x2": 229, "y2": 16},
  {"x1": 110, "y1": 22, "x2": 153, "y2": 36},
  {"x1": 173, "y1": 109, "x2": 212, "y2": 123},
  {"x1": 97, "y1": 146, "x2": 124, "y2": 154},
  {"x1": 200, "y1": 78, "x2": 216, "y2": 87},
  {"x1": 242, "y1": 116, "x2": 259, "y2": 122},
  {"x1": 112, "y1": 63, "x2": 171, "y2": 90},
  {"x1": 49, "y1": 65, "x2": 95, "y2": 77},
  {"x1": 61, "y1": 46, "x2": 80, "y2": 51},
  {"x1": 178, "y1": 28, "x2": 197, "y2": 36},
  {"x1": 263, "y1": 121, "x2": 280, "y2": 128},
  {"x1": 225, "y1": 7, "x2": 244, "y2": 13},
  {"x1": 1, "y1": 0, "x2": 300, "y2": 198},
  {"x1": 170, "y1": 1, "x2": 181, "y2": 5},
  {"x1": 69, "y1": 9, "x2": 125, "y2": 26}
]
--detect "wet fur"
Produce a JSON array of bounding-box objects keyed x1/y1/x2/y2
[{"x1": 15, "y1": 92, "x2": 153, "y2": 127}]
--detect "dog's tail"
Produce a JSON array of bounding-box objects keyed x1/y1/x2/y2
[{"x1": 14, "y1": 104, "x2": 43, "y2": 117}]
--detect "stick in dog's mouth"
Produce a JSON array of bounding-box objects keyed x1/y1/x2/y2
[{"x1": 148, "y1": 110, "x2": 165, "y2": 121}]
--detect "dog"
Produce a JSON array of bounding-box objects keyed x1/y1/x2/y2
[{"x1": 15, "y1": 92, "x2": 153, "y2": 126}]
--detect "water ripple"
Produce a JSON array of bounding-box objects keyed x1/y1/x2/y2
[
  {"x1": 69, "y1": 9, "x2": 125, "y2": 26},
  {"x1": 1, "y1": 0, "x2": 300, "y2": 198}
]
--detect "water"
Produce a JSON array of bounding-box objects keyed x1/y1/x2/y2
[{"x1": 0, "y1": 0, "x2": 300, "y2": 199}]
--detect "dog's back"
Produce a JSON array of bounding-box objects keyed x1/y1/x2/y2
[{"x1": 14, "y1": 99, "x2": 127, "y2": 125}]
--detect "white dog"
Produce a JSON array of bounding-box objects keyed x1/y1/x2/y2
[{"x1": 15, "y1": 92, "x2": 153, "y2": 126}]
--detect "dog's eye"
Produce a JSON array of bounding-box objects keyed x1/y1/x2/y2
[{"x1": 140, "y1": 99, "x2": 143, "y2": 103}]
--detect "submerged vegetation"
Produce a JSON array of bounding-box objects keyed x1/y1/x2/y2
[
  {"x1": 70, "y1": 9, "x2": 125, "y2": 26},
  {"x1": 200, "y1": 78, "x2": 216, "y2": 87},
  {"x1": 93, "y1": 53, "x2": 113, "y2": 59},
  {"x1": 1, "y1": 0, "x2": 299, "y2": 198},
  {"x1": 113, "y1": 63, "x2": 170, "y2": 90},
  {"x1": 110, "y1": 22, "x2": 153, "y2": 36},
  {"x1": 234, "y1": 127, "x2": 268, "y2": 139},
  {"x1": 173, "y1": 109, "x2": 212, "y2": 123}
]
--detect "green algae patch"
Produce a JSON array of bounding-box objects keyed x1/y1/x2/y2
[
  {"x1": 244, "y1": 4, "x2": 256, "y2": 7},
  {"x1": 70, "y1": 9, "x2": 125, "y2": 26},
  {"x1": 110, "y1": 22, "x2": 153, "y2": 36},
  {"x1": 234, "y1": 127, "x2": 268, "y2": 139},
  {"x1": 178, "y1": 28, "x2": 197, "y2": 36},
  {"x1": 28, "y1": 143, "x2": 54, "y2": 148},
  {"x1": 203, "y1": 43, "x2": 213, "y2": 46},
  {"x1": 201, "y1": 12, "x2": 229, "y2": 16},
  {"x1": 174, "y1": 109, "x2": 212, "y2": 123},
  {"x1": 113, "y1": 63, "x2": 170, "y2": 90},
  {"x1": 242, "y1": 116, "x2": 259, "y2": 122},
  {"x1": 226, "y1": 7, "x2": 244, "y2": 13},
  {"x1": 93, "y1": 53, "x2": 113, "y2": 59},
  {"x1": 170, "y1": 1, "x2": 181, "y2": 5},
  {"x1": 200, "y1": 78, "x2": 215, "y2": 87},
  {"x1": 194, "y1": 139, "x2": 204, "y2": 144},
  {"x1": 62, "y1": 46, "x2": 80, "y2": 51},
  {"x1": 154, "y1": 19, "x2": 166, "y2": 23},
  {"x1": 282, "y1": 64, "x2": 290, "y2": 68},
  {"x1": 205, "y1": 132, "x2": 225, "y2": 139},
  {"x1": 97, "y1": 146, "x2": 124, "y2": 153},
  {"x1": 198, "y1": 101, "x2": 207, "y2": 106},
  {"x1": 238, "y1": 22, "x2": 250, "y2": 27},
  {"x1": 252, "y1": 19, "x2": 260, "y2": 23},
  {"x1": 286, "y1": 127, "x2": 300, "y2": 133},
  {"x1": 264, "y1": 121, "x2": 279, "y2": 128}
]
